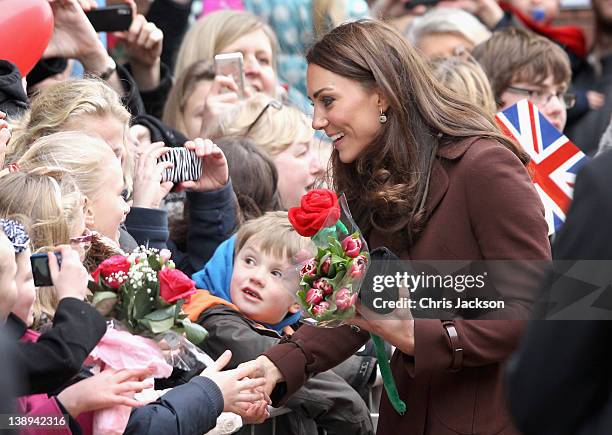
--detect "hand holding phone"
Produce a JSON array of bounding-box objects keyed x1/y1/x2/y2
[
  {"x1": 32, "y1": 246, "x2": 89, "y2": 300},
  {"x1": 31, "y1": 252, "x2": 62, "y2": 287},
  {"x1": 85, "y1": 5, "x2": 133, "y2": 33},
  {"x1": 158, "y1": 148, "x2": 203, "y2": 183},
  {"x1": 214, "y1": 53, "x2": 246, "y2": 99}
]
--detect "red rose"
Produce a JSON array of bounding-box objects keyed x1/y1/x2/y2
[
  {"x1": 159, "y1": 268, "x2": 197, "y2": 303},
  {"x1": 288, "y1": 189, "x2": 341, "y2": 237},
  {"x1": 92, "y1": 255, "x2": 131, "y2": 289}
]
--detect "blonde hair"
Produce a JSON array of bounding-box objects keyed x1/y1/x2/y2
[
  {"x1": 432, "y1": 56, "x2": 497, "y2": 114},
  {"x1": 17, "y1": 131, "x2": 120, "y2": 204},
  {"x1": 0, "y1": 168, "x2": 85, "y2": 325},
  {"x1": 406, "y1": 8, "x2": 491, "y2": 50},
  {"x1": 209, "y1": 94, "x2": 313, "y2": 156},
  {"x1": 235, "y1": 211, "x2": 313, "y2": 260},
  {"x1": 174, "y1": 10, "x2": 278, "y2": 79},
  {"x1": 7, "y1": 78, "x2": 132, "y2": 190},
  {"x1": 163, "y1": 60, "x2": 215, "y2": 135}
]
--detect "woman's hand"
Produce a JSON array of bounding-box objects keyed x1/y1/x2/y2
[
  {"x1": 347, "y1": 288, "x2": 415, "y2": 355},
  {"x1": 200, "y1": 350, "x2": 269, "y2": 416},
  {"x1": 240, "y1": 394, "x2": 271, "y2": 424},
  {"x1": 131, "y1": 142, "x2": 173, "y2": 209},
  {"x1": 114, "y1": 13, "x2": 163, "y2": 91},
  {"x1": 198, "y1": 75, "x2": 253, "y2": 139},
  {"x1": 56, "y1": 367, "x2": 154, "y2": 418},
  {"x1": 179, "y1": 138, "x2": 229, "y2": 192},
  {"x1": 236, "y1": 355, "x2": 284, "y2": 398}
]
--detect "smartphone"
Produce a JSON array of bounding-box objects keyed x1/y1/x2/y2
[
  {"x1": 214, "y1": 52, "x2": 246, "y2": 99},
  {"x1": 158, "y1": 148, "x2": 203, "y2": 183},
  {"x1": 404, "y1": 0, "x2": 440, "y2": 8},
  {"x1": 30, "y1": 252, "x2": 62, "y2": 287},
  {"x1": 85, "y1": 5, "x2": 133, "y2": 33}
]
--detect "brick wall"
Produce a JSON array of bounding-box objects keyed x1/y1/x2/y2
[{"x1": 556, "y1": 8, "x2": 595, "y2": 46}]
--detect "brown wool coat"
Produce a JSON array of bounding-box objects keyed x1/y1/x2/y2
[{"x1": 264, "y1": 137, "x2": 552, "y2": 435}]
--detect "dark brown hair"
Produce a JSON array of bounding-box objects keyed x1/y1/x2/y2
[
  {"x1": 472, "y1": 27, "x2": 571, "y2": 106},
  {"x1": 216, "y1": 136, "x2": 282, "y2": 220},
  {"x1": 306, "y1": 19, "x2": 527, "y2": 243}
]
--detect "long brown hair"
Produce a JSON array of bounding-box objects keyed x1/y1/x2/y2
[{"x1": 306, "y1": 19, "x2": 528, "y2": 243}]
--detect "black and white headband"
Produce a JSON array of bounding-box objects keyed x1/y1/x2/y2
[{"x1": 0, "y1": 219, "x2": 30, "y2": 253}]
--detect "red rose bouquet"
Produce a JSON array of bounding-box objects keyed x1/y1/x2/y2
[
  {"x1": 289, "y1": 189, "x2": 408, "y2": 415},
  {"x1": 89, "y1": 247, "x2": 208, "y2": 348},
  {"x1": 289, "y1": 189, "x2": 370, "y2": 326}
]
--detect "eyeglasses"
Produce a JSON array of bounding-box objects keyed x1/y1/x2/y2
[
  {"x1": 70, "y1": 228, "x2": 93, "y2": 253},
  {"x1": 506, "y1": 85, "x2": 576, "y2": 109},
  {"x1": 245, "y1": 100, "x2": 282, "y2": 135}
]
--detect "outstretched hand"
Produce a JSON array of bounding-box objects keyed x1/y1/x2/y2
[{"x1": 201, "y1": 350, "x2": 270, "y2": 416}]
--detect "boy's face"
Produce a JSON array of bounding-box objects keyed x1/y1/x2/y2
[
  {"x1": 13, "y1": 247, "x2": 36, "y2": 327},
  {"x1": 500, "y1": 75, "x2": 568, "y2": 131},
  {"x1": 0, "y1": 233, "x2": 18, "y2": 322},
  {"x1": 507, "y1": 0, "x2": 560, "y2": 23},
  {"x1": 230, "y1": 238, "x2": 299, "y2": 325}
]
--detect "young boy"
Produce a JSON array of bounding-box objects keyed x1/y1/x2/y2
[
  {"x1": 185, "y1": 211, "x2": 375, "y2": 435},
  {"x1": 473, "y1": 27, "x2": 574, "y2": 133}
]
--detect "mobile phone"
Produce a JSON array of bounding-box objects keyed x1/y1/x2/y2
[
  {"x1": 158, "y1": 148, "x2": 203, "y2": 183},
  {"x1": 214, "y1": 52, "x2": 246, "y2": 99},
  {"x1": 30, "y1": 253, "x2": 62, "y2": 287},
  {"x1": 85, "y1": 5, "x2": 133, "y2": 33},
  {"x1": 404, "y1": 0, "x2": 440, "y2": 8}
]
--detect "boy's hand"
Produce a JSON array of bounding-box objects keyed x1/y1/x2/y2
[
  {"x1": 179, "y1": 138, "x2": 229, "y2": 192},
  {"x1": 200, "y1": 350, "x2": 268, "y2": 415}
]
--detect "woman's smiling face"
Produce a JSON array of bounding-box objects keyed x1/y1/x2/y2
[{"x1": 307, "y1": 64, "x2": 386, "y2": 163}]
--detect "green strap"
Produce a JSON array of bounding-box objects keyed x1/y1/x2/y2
[{"x1": 370, "y1": 333, "x2": 407, "y2": 415}]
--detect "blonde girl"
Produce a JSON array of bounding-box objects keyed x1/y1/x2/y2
[
  {"x1": 0, "y1": 167, "x2": 90, "y2": 326},
  {"x1": 208, "y1": 93, "x2": 324, "y2": 208}
]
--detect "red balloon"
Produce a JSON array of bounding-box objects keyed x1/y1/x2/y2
[{"x1": 0, "y1": 0, "x2": 54, "y2": 76}]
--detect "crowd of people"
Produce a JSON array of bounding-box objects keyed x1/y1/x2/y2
[{"x1": 0, "y1": 0, "x2": 611, "y2": 434}]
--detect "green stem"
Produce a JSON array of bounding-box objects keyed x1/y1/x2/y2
[{"x1": 370, "y1": 333, "x2": 407, "y2": 415}]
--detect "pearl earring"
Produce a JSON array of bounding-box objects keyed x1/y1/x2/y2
[{"x1": 379, "y1": 108, "x2": 387, "y2": 124}]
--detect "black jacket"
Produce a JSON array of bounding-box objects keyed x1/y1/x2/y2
[
  {"x1": 0, "y1": 60, "x2": 29, "y2": 119},
  {"x1": 6, "y1": 299, "x2": 106, "y2": 395},
  {"x1": 507, "y1": 150, "x2": 612, "y2": 435}
]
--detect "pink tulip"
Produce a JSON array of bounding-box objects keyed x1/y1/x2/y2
[
  {"x1": 313, "y1": 278, "x2": 333, "y2": 295},
  {"x1": 335, "y1": 288, "x2": 358, "y2": 311},
  {"x1": 312, "y1": 301, "x2": 331, "y2": 317},
  {"x1": 348, "y1": 255, "x2": 368, "y2": 279},
  {"x1": 305, "y1": 288, "x2": 323, "y2": 305},
  {"x1": 300, "y1": 258, "x2": 317, "y2": 278},
  {"x1": 320, "y1": 256, "x2": 332, "y2": 276},
  {"x1": 341, "y1": 236, "x2": 362, "y2": 258}
]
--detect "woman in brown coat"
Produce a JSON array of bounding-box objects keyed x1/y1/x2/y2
[{"x1": 242, "y1": 19, "x2": 551, "y2": 435}]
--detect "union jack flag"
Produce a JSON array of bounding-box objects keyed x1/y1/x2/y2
[{"x1": 495, "y1": 99, "x2": 588, "y2": 235}]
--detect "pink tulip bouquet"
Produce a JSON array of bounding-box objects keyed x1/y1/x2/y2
[{"x1": 289, "y1": 189, "x2": 370, "y2": 326}]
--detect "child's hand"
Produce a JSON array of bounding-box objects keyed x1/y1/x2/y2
[
  {"x1": 49, "y1": 245, "x2": 89, "y2": 300},
  {"x1": 131, "y1": 141, "x2": 173, "y2": 209},
  {"x1": 179, "y1": 138, "x2": 229, "y2": 192},
  {"x1": 200, "y1": 350, "x2": 268, "y2": 415},
  {"x1": 240, "y1": 393, "x2": 271, "y2": 424},
  {"x1": 57, "y1": 366, "x2": 154, "y2": 417}
]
